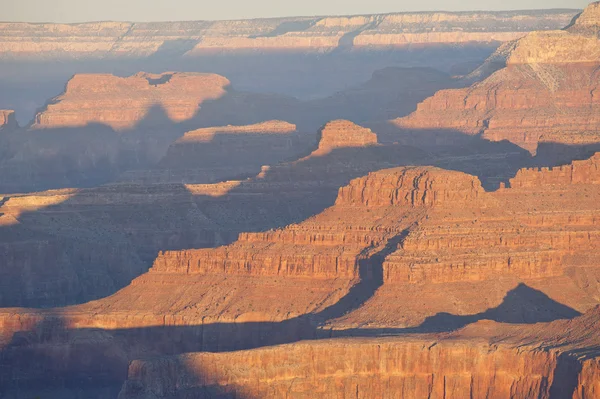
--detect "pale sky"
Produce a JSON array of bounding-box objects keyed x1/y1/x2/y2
[{"x1": 1, "y1": 0, "x2": 591, "y2": 23}]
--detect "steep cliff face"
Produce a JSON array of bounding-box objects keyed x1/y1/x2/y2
[
  {"x1": 0, "y1": 10, "x2": 577, "y2": 58},
  {"x1": 32, "y1": 72, "x2": 230, "y2": 130},
  {"x1": 119, "y1": 338, "x2": 561, "y2": 399},
  {"x1": 117, "y1": 306, "x2": 600, "y2": 399},
  {"x1": 1, "y1": 157, "x2": 600, "y2": 397},
  {"x1": 393, "y1": 3, "x2": 600, "y2": 154},
  {"x1": 0, "y1": 110, "x2": 17, "y2": 130}
]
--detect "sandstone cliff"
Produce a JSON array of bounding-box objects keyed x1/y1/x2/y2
[
  {"x1": 0, "y1": 10, "x2": 577, "y2": 59},
  {"x1": 393, "y1": 3, "x2": 600, "y2": 154},
  {"x1": 119, "y1": 306, "x2": 600, "y2": 399},
  {"x1": 1, "y1": 155, "x2": 600, "y2": 397}
]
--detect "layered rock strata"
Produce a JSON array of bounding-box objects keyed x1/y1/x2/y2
[
  {"x1": 0, "y1": 10, "x2": 577, "y2": 58},
  {"x1": 393, "y1": 3, "x2": 600, "y2": 154},
  {"x1": 119, "y1": 307, "x2": 600, "y2": 399}
]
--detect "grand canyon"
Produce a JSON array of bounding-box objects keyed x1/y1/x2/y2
[{"x1": 1, "y1": 1, "x2": 600, "y2": 398}]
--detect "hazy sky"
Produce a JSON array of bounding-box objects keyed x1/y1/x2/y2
[{"x1": 2, "y1": 0, "x2": 591, "y2": 23}]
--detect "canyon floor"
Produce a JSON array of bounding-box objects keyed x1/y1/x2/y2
[{"x1": 1, "y1": 3, "x2": 600, "y2": 399}]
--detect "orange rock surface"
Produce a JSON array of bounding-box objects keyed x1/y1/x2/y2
[
  {"x1": 33, "y1": 72, "x2": 230, "y2": 130},
  {"x1": 393, "y1": 4, "x2": 600, "y2": 154},
  {"x1": 119, "y1": 306, "x2": 600, "y2": 399}
]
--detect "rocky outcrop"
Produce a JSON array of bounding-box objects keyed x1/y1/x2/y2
[
  {"x1": 315, "y1": 120, "x2": 377, "y2": 153},
  {"x1": 392, "y1": 3, "x2": 600, "y2": 154},
  {"x1": 0, "y1": 11, "x2": 577, "y2": 59},
  {"x1": 567, "y1": 1, "x2": 600, "y2": 36},
  {"x1": 382, "y1": 154, "x2": 600, "y2": 285},
  {"x1": 33, "y1": 72, "x2": 230, "y2": 130},
  {"x1": 335, "y1": 166, "x2": 482, "y2": 207},
  {"x1": 1, "y1": 156, "x2": 600, "y2": 396}
]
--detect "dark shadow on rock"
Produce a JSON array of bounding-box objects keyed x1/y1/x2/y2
[
  {"x1": 3, "y1": 124, "x2": 600, "y2": 308},
  {"x1": 548, "y1": 352, "x2": 583, "y2": 399},
  {"x1": 148, "y1": 39, "x2": 202, "y2": 60},
  {"x1": 314, "y1": 232, "x2": 408, "y2": 322},
  {"x1": 0, "y1": 282, "x2": 583, "y2": 398},
  {"x1": 250, "y1": 19, "x2": 318, "y2": 38},
  {"x1": 331, "y1": 283, "x2": 582, "y2": 337}
]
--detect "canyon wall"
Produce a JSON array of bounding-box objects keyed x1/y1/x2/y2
[
  {"x1": 119, "y1": 338, "x2": 560, "y2": 399},
  {"x1": 0, "y1": 10, "x2": 577, "y2": 59},
  {"x1": 392, "y1": 3, "x2": 600, "y2": 154},
  {"x1": 118, "y1": 306, "x2": 600, "y2": 399}
]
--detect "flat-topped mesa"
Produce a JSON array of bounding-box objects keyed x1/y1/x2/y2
[
  {"x1": 32, "y1": 72, "x2": 230, "y2": 130},
  {"x1": 315, "y1": 120, "x2": 377, "y2": 153},
  {"x1": 509, "y1": 152, "x2": 600, "y2": 188},
  {"x1": 0, "y1": 110, "x2": 17, "y2": 130},
  {"x1": 335, "y1": 167, "x2": 483, "y2": 207}
]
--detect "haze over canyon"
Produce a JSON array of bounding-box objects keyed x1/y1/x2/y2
[{"x1": 1, "y1": 2, "x2": 600, "y2": 399}]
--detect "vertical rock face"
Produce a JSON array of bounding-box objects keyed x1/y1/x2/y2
[
  {"x1": 383, "y1": 154, "x2": 600, "y2": 286},
  {"x1": 393, "y1": 3, "x2": 600, "y2": 154},
  {"x1": 117, "y1": 306, "x2": 600, "y2": 399},
  {"x1": 119, "y1": 339, "x2": 560, "y2": 399},
  {"x1": 335, "y1": 167, "x2": 482, "y2": 207},
  {"x1": 0, "y1": 110, "x2": 17, "y2": 130},
  {"x1": 2, "y1": 156, "x2": 600, "y2": 396},
  {"x1": 32, "y1": 72, "x2": 230, "y2": 130}
]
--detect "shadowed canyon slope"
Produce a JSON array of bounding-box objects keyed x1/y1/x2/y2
[
  {"x1": 120, "y1": 306, "x2": 600, "y2": 399},
  {"x1": 0, "y1": 66, "x2": 459, "y2": 192},
  {"x1": 2, "y1": 4, "x2": 600, "y2": 399},
  {"x1": 1, "y1": 153, "x2": 600, "y2": 397},
  {"x1": 392, "y1": 4, "x2": 600, "y2": 155}
]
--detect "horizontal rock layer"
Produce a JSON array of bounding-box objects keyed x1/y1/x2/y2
[
  {"x1": 120, "y1": 306, "x2": 600, "y2": 399},
  {"x1": 0, "y1": 11, "x2": 577, "y2": 58}
]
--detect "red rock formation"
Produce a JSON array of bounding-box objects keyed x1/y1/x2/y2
[
  {"x1": 314, "y1": 120, "x2": 378, "y2": 153},
  {"x1": 32, "y1": 72, "x2": 230, "y2": 130},
  {"x1": 2, "y1": 155, "x2": 600, "y2": 396},
  {"x1": 118, "y1": 306, "x2": 600, "y2": 399},
  {"x1": 393, "y1": 4, "x2": 600, "y2": 154}
]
